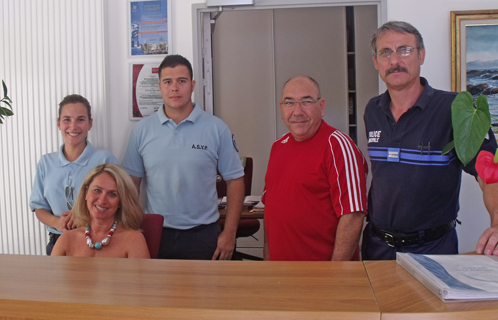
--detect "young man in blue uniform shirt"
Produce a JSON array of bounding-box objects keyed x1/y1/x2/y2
[
  {"x1": 122, "y1": 55, "x2": 245, "y2": 260},
  {"x1": 362, "y1": 21, "x2": 498, "y2": 260}
]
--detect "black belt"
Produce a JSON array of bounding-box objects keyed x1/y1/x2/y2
[{"x1": 372, "y1": 221, "x2": 456, "y2": 248}]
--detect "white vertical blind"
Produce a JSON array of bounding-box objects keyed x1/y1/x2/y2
[{"x1": 0, "y1": 0, "x2": 107, "y2": 254}]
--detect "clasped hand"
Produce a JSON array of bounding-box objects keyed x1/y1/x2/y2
[{"x1": 59, "y1": 210, "x2": 77, "y2": 232}]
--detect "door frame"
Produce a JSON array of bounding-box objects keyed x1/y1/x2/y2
[{"x1": 192, "y1": 0, "x2": 387, "y2": 113}]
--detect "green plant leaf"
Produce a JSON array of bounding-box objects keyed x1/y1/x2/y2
[
  {"x1": 451, "y1": 91, "x2": 491, "y2": 166},
  {"x1": 441, "y1": 140, "x2": 454, "y2": 155},
  {"x1": 0, "y1": 107, "x2": 13, "y2": 116},
  {"x1": 1, "y1": 100, "x2": 12, "y2": 109},
  {"x1": 2, "y1": 80, "x2": 7, "y2": 97}
]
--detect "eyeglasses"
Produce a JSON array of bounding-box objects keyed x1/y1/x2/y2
[
  {"x1": 281, "y1": 98, "x2": 321, "y2": 108},
  {"x1": 65, "y1": 186, "x2": 74, "y2": 210},
  {"x1": 375, "y1": 46, "x2": 417, "y2": 59}
]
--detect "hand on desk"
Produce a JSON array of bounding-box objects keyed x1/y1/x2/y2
[{"x1": 476, "y1": 225, "x2": 498, "y2": 256}]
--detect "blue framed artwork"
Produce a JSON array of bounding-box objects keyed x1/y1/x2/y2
[{"x1": 129, "y1": 0, "x2": 170, "y2": 56}]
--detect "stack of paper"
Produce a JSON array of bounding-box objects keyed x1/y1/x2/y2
[
  {"x1": 243, "y1": 195, "x2": 261, "y2": 207},
  {"x1": 218, "y1": 196, "x2": 227, "y2": 208},
  {"x1": 250, "y1": 201, "x2": 265, "y2": 213},
  {"x1": 396, "y1": 252, "x2": 498, "y2": 302},
  {"x1": 218, "y1": 195, "x2": 262, "y2": 208}
]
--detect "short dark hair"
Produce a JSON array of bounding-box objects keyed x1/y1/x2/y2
[
  {"x1": 58, "y1": 94, "x2": 92, "y2": 119},
  {"x1": 371, "y1": 21, "x2": 425, "y2": 55},
  {"x1": 158, "y1": 54, "x2": 193, "y2": 80}
]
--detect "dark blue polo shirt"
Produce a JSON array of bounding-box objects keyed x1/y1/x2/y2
[{"x1": 364, "y1": 77, "x2": 496, "y2": 233}]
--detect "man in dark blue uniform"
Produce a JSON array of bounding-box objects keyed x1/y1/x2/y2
[{"x1": 362, "y1": 21, "x2": 498, "y2": 260}]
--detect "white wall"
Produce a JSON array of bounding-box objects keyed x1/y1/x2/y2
[{"x1": 105, "y1": 0, "x2": 498, "y2": 253}]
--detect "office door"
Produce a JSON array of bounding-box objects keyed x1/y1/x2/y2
[{"x1": 211, "y1": 6, "x2": 378, "y2": 195}]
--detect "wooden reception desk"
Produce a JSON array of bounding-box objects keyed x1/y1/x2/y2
[
  {"x1": 364, "y1": 260, "x2": 498, "y2": 319},
  {"x1": 2, "y1": 254, "x2": 498, "y2": 319},
  {"x1": 0, "y1": 254, "x2": 378, "y2": 320}
]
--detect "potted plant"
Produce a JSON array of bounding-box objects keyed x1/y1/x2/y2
[
  {"x1": 0, "y1": 80, "x2": 13, "y2": 124},
  {"x1": 443, "y1": 91, "x2": 498, "y2": 183}
]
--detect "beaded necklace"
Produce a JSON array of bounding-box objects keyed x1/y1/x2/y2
[{"x1": 85, "y1": 221, "x2": 117, "y2": 250}]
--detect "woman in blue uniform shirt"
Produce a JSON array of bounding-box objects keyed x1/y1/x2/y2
[{"x1": 29, "y1": 94, "x2": 118, "y2": 255}]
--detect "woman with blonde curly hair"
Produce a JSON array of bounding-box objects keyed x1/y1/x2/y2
[{"x1": 52, "y1": 164, "x2": 150, "y2": 258}]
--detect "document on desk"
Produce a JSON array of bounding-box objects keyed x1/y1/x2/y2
[
  {"x1": 218, "y1": 195, "x2": 262, "y2": 207},
  {"x1": 250, "y1": 201, "x2": 264, "y2": 213},
  {"x1": 397, "y1": 252, "x2": 498, "y2": 302},
  {"x1": 244, "y1": 195, "x2": 261, "y2": 206}
]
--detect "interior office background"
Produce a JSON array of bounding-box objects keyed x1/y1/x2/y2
[{"x1": 1, "y1": 0, "x2": 497, "y2": 255}]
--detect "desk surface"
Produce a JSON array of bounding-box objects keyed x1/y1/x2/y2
[
  {"x1": 4, "y1": 255, "x2": 498, "y2": 320},
  {"x1": 0, "y1": 254, "x2": 378, "y2": 320},
  {"x1": 219, "y1": 207, "x2": 264, "y2": 219},
  {"x1": 364, "y1": 260, "x2": 498, "y2": 319}
]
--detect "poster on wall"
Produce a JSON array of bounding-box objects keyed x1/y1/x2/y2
[
  {"x1": 129, "y1": 0, "x2": 170, "y2": 56},
  {"x1": 130, "y1": 63, "x2": 163, "y2": 120}
]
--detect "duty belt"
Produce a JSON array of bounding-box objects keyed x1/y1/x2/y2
[
  {"x1": 372, "y1": 221, "x2": 456, "y2": 248},
  {"x1": 48, "y1": 232, "x2": 61, "y2": 244}
]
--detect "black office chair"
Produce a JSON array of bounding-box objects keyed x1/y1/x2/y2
[{"x1": 217, "y1": 157, "x2": 262, "y2": 260}]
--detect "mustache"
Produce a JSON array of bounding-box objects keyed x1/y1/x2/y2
[{"x1": 386, "y1": 65, "x2": 409, "y2": 76}]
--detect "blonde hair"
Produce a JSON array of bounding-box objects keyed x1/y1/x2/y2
[{"x1": 73, "y1": 163, "x2": 143, "y2": 230}]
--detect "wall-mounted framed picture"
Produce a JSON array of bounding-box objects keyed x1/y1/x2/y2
[
  {"x1": 130, "y1": 62, "x2": 163, "y2": 120},
  {"x1": 451, "y1": 10, "x2": 498, "y2": 119},
  {"x1": 129, "y1": 0, "x2": 170, "y2": 57},
  {"x1": 451, "y1": 10, "x2": 498, "y2": 91}
]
